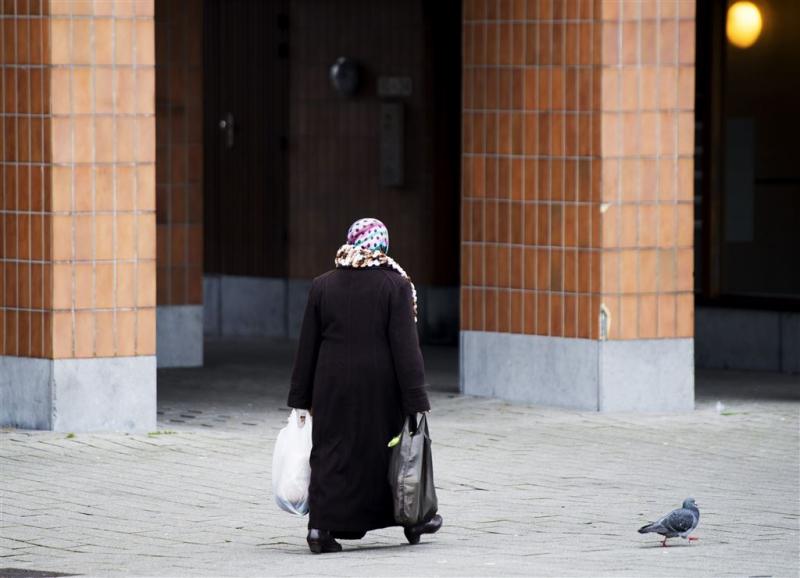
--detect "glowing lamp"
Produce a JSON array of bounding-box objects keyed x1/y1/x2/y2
[{"x1": 726, "y1": 1, "x2": 763, "y2": 48}]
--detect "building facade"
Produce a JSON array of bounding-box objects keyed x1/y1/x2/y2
[{"x1": 0, "y1": 0, "x2": 796, "y2": 431}]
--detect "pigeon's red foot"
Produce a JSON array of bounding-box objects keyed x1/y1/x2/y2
[
  {"x1": 661, "y1": 538, "x2": 669, "y2": 547},
  {"x1": 688, "y1": 537, "x2": 699, "y2": 541}
]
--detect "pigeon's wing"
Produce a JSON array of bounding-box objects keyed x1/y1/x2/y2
[
  {"x1": 640, "y1": 512, "x2": 671, "y2": 534},
  {"x1": 662, "y1": 508, "x2": 696, "y2": 534}
]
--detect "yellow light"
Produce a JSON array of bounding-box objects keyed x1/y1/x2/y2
[{"x1": 726, "y1": 1, "x2": 763, "y2": 48}]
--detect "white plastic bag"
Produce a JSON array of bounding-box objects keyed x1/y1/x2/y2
[{"x1": 272, "y1": 409, "x2": 312, "y2": 515}]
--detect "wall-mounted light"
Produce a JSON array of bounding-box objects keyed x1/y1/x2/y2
[
  {"x1": 726, "y1": 1, "x2": 763, "y2": 48},
  {"x1": 329, "y1": 57, "x2": 360, "y2": 97}
]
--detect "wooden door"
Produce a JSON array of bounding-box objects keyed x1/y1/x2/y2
[{"x1": 204, "y1": 0, "x2": 289, "y2": 277}]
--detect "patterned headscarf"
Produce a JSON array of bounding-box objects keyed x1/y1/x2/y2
[
  {"x1": 346, "y1": 218, "x2": 390, "y2": 254},
  {"x1": 336, "y1": 218, "x2": 417, "y2": 323}
]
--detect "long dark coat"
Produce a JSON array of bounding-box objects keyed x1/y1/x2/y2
[{"x1": 287, "y1": 266, "x2": 430, "y2": 534}]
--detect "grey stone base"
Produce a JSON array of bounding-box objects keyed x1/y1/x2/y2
[
  {"x1": 696, "y1": 307, "x2": 800, "y2": 374},
  {"x1": 460, "y1": 332, "x2": 694, "y2": 412},
  {"x1": 205, "y1": 274, "x2": 459, "y2": 345},
  {"x1": 0, "y1": 355, "x2": 156, "y2": 432},
  {"x1": 157, "y1": 305, "x2": 203, "y2": 368},
  {"x1": 204, "y1": 275, "x2": 287, "y2": 338}
]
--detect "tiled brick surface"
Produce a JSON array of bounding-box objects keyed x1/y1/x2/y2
[
  {"x1": 462, "y1": 0, "x2": 695, "y2": 340},
  {"x1": 154, "y1": 0, "x2": 202, "y2": 306},
  {"x1": 1, "y1": 0, "x2": 53, "y2": 357},
  {"x1": 0, "y1": 0, "x2": 156, "y2": 358},
  {"x1": 598, "y1": 0, "x2": 695, "y2": 340}
]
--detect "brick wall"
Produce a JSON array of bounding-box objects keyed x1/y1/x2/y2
[
  {"x1": 154, "y1": 0, "x2": 202, "y2": 306},
  {"x1": 461, "y1": 0, "x2": 695, "y2": 340},
  {"x1": 0, "y1": 0, "x2": 156, "y2": 359},
  {"x1": 598, "y1": 0, "x2": 695, "y2": 339},
  {"x1": 0, "y1": 0, "x2": 51, "y2": 356}
]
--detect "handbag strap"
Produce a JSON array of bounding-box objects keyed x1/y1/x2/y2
[{"x1": 408, "y1": 412, "x2": 429, "y2": 437}]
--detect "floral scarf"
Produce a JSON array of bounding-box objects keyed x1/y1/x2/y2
[{"x1": 334, "y1": 244, "x2": 418, "y2": 323}]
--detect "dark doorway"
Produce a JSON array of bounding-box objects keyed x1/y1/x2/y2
[
  {"x1": 203, "y1": 0, "x2": 290, "y2": 278},
  {"x1": 695, "y1": 0, "x2": 800, "y2": 307}
]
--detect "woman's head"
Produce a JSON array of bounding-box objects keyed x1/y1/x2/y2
[{"x1": 346, "y1": 218, "x2": 389, "y2": 253}]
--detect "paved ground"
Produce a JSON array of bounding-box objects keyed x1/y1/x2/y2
[{"x1": 1, "y1": 338, "x2": 799, "y2": 577}]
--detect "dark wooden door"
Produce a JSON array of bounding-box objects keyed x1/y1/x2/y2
[{"x1": 204, "y1": 0, "x2": 289, "y2": 277}]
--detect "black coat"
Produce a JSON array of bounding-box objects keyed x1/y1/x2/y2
[{"x1": 288, "y1": 266, "x2": 431, "y2": 533}]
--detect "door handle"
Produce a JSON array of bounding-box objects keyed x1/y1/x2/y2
[{"x1": 219, "y1": 112, "x2": 235, "y2": 149}]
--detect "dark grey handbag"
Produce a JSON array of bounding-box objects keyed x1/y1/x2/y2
[{"x1": 388, "y1": 413, "x2": 438, "y2": 526}]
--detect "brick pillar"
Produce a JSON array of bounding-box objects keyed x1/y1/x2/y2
[
  {"x1": 0, "y1": 0, "x2": 157, "y2": 431},
  {"x1": 154, "y1": 0, "x2": 203, "y2": 367},
  {"x1": 461, "y1": 0, "x2": 695, "y2": 411}
]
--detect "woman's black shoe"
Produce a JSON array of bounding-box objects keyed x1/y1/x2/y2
[
  {"x1": 404, "y1": 514, "x2": 443, "y2": 545},
  {"x1": 307, "y1": 529, "x2": 342, "y2": 554}
]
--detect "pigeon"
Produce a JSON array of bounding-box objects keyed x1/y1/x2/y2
[{"x1": 638, "y1": 497, "x2": 700, "y2": 547}]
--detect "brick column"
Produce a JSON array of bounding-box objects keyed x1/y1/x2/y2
[
  {"x1": 154, "y1": 0, "x2": 203, "y2": 367},
  {"x1": 0, "y1": 0, "x2": 157, "y2": 431},
  {"x1": 461, "y1": 0, "x2": 695, "y2": 411}
]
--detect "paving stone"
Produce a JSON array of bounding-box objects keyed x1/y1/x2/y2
[{"x1": 1, "y1": 347, "x2": 798, "y2": 577}]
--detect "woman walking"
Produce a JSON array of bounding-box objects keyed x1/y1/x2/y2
[{"x1": 288, "y1": 218, "x2": 443, "y2": 554}]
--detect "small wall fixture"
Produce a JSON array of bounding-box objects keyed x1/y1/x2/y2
[
  {"x1": 726, "y1": 1, "x2": 763, "y2": 48},
  {"x1": 329, "y1": 57, "x2": 360, "y2": 97}
]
